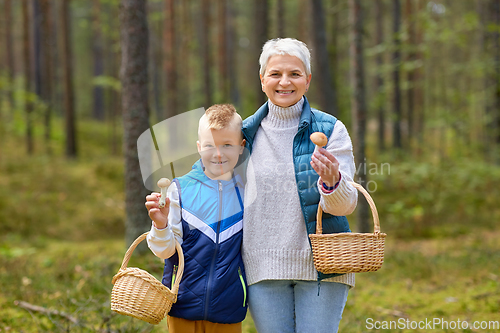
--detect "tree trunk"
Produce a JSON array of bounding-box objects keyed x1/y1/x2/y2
[
  {"x1": 330, "y1": 0, "x2": 339, "y2": 116},
  {"x1": 40, "y1": 0, "x2": 54, "y2": 151},
  {"x1": 481, "y1": 0, "x2": 492, "y2": 157},
  {"x1": 405, "y1": 0, "x2": 415, "y2": 147},
  {"x1": 33, "y1": 0, "x2": 42, "y2": 98},
  {"x1": 311, "y1": 0, "x2": 337, "y2": 116},
  {"x1": 392, "y1": 0, "x2": 402, "y2": 149},
  {"x1": 119, "y1": 0, "x2": 150, "y2": 250},
  {"x1": 277, "y1": 0, "x2": 284, "y2": 37},
  {"x1": 218, "y1": 0, "x2": 228, "y2": 102},
  {"x1": 164, "y1": 0, "x2": 177, "y2": 117},
  {"x1": 493, "y1": 0, "x2": 500, "y2": 152},
  {"x1": 201, "y1": 0, "x2": 212, "y2": 108},
  {"x1": 297, "y1": 0, "x2": 308, "y2": 43},
  {"x1": 60, "y1": 0, "x2": 77, "y2": 157},
  {"x1": 0, "y1": 4, "x2": 3, "y2": 133},
  {"x1": 179, "y1": 0, "x2": 191, "y2": 112},
  {"x1": 227, "y1": 1, "x2": 240, "y2": 107},
  {"x1": 254, "y1": 0, "x2": 268, "y2": 107},
  {"x1": 109, "y1": 45, "x2": 121, "y2": 156},
  {"x1": 349, "y1": 0, "x2": 369, "y2": 233},
  {"x1": 92, "y1": 0, "x2": 105, "y2": 121},
  {"x1": 5, "y1": 0, "x2": 15, "y2": 114},
  {"x1": 149, "y1": 1, "x2": 162, "y2": 121},
  {"x1": 104, "y1": 0, "x2": 120, "y2": 155},
  {"x1": 375, "y1": 0, "x2": 385, "y2": 152},
  {"x1": 414, "y1": 0, "x2": 424, "y2": 154},
  {"x1": 51, "y1": 0, "x2": 62, "y2": 117},
  {"x1": 22, "y1": 0, "x2": 34, "y2": 155}
]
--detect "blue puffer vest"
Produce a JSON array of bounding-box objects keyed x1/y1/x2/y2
[
  {"x1": 162, "y1": 160, "x2": 248, "y2": 323},
  {"x1": 241, "y1": 97, "x2": 351, "y2": 280}
]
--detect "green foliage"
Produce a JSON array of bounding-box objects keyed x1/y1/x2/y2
[
  {"x1": 0, "y1": 238, "x2": 133, "y2": 332},
  {"x1": 1, "y1": 229, "x2": 498, "y2": 332},
  {"x1": 341, "y1": 230, "x2": 500, "y2": 332},
  {"x1": 364, "y1": 155, "x2": 500, "y2": 238},
  {"x1": 0, "y1": 234, "x2": 259, "y2": 332},
  {"x1": 93, "y1": 75, "x2": 122, "y2": 91},
  {"x1": 0, "y1": 119, "x2": 125, "y2": 242},
  {"x1": 1, "y1": 108, "x2": 499, "y2": 330},
  {"x1": 2, "y1": 1, "x2": 500, "y2": 330}
]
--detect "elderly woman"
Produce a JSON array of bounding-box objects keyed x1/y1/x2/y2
[{"x1": 241, "y1": 38, "x2": 358, "y2": 333}]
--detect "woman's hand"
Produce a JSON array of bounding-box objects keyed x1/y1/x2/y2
[
  {"x1": 145, "y1": 192, "x2": 169, "y2": 229},
  {"x1": 310, "y1": 148, "x2": 340, "y2": 187}
]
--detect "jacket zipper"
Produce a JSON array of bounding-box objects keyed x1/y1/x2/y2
[
  {"x1": 238, "y1": 267, "x2": 246, "y2": 307},
  {"x1": 204, "y1": 181, "x2": 223, "y2": 320},
  {"x1": 171, "y1": 265, "x2": 178, "y2": 288}
]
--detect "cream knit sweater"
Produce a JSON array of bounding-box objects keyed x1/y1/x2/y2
[{"x1": 242, "y1": 98, "x2": 357, "y2": 288}]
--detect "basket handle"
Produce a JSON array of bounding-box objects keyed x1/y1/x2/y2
[
  {"x1": 316, "y1": 181, "x2": 381, "y2": 235},
  {"x1": 171, "y1": 239, "x2": 184, "y2": 295},
  {"x1": 118, "y1": 232, "x2": 149, "y2": 271},
  {"x1": 118, "y1": 232, "x2": 185, "y2": 294}
]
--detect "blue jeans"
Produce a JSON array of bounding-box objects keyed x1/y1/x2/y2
[{"x1": 248, "y1": 280, "x2": 349, "y2": 333}]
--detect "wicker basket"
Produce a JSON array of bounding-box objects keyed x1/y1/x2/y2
[
  {"x1": 309, "y1": 181, "x2": 386, "y2": 274},
  {"x1": 111, "y1": 232, "x2": 184, "y2": 325}
]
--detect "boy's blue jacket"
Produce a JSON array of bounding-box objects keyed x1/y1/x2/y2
[
  {"x1": 241, "y1": 96, "x2": 351, "y2": 280},
  {"x1": 162, "y1": 159, "x2": 248, "y2": 324}
]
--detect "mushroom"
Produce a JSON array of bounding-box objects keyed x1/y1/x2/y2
[
  {"x1": 310, "y1": 132, "x2": 328, "y2": 150},
  {"x1": 157, "y1": 178, "x2": 171, "y2": 209}
]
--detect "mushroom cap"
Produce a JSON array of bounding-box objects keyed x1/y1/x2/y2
[
  {"x1": 157, "y1": 178, "x2": 171, "y2": 188},
  {"x1": 310, "y1": 132, "x2": 328, "y2": 147}
]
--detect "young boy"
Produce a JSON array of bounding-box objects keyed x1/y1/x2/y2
[{"x1": 145, "y1": 104, "x2": 247, "y2": 333}]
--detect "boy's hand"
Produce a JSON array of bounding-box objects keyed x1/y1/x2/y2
[
  {"x1": 310, "y1": 147, "x2": 340, "y2": 187},
  {"x1": 145, "y1": 192, "x2": 169, "y2": 229}
]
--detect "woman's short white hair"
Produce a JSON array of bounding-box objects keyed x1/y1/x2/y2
[{"x1": 259, "y1": 38, "x2": 311, "y2": 76}]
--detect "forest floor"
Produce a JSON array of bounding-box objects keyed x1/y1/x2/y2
[
  {"x1": 1, "y1": 228, "x2": 499, "y2": 332},
  {"x1": 1, "y1": 120, "x2": 499, "y2": 332}
]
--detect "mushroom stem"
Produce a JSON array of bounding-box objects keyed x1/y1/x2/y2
[
  {"x1": 159, "y1": 189, "x2": 167, "y2": 208},
  {"x1": 157, "y1": 178, "x2": 171, "y2": 208}
]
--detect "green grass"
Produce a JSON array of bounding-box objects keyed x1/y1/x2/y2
[
  {"x1": 1, "y1": 229, "x2": 498, "y2": 332},
  {"x1": 1, "y1": 118, "x2": 499, "y2": 332},
  {"x1": 341, "y1": 231, "x2": 500, "y2": 332},
  {"x1": 0, "y1": 236, "x2": 256, "y2": 332},
  {"x1": 0, "y1": 118, "x2": 125, "y2": 242}
]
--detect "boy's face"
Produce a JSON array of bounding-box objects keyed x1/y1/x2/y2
[{"x1": 197, "y1": 125, "x2": 245, "y2": 180}]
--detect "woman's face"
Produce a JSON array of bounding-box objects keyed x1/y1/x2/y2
[{"x1": 260, "y1": 54, "x2": 312, "y2": 108}]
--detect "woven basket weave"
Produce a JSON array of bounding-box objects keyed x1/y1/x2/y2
[
  {"x1": 111, "y1": 232, "x2": 184, "y2": 325},
  {"x1": 309, "y1": 181, "x2": 386, "y2": 274}
]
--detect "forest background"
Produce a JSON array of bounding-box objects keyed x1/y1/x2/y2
[{"x1": 0, "y1": 0, "x2": 499, "y2": 332}]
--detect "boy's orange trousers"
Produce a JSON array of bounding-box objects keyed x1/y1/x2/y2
[{"x1": 166, "y1": 315, "x2": 242, "y2": 333}]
